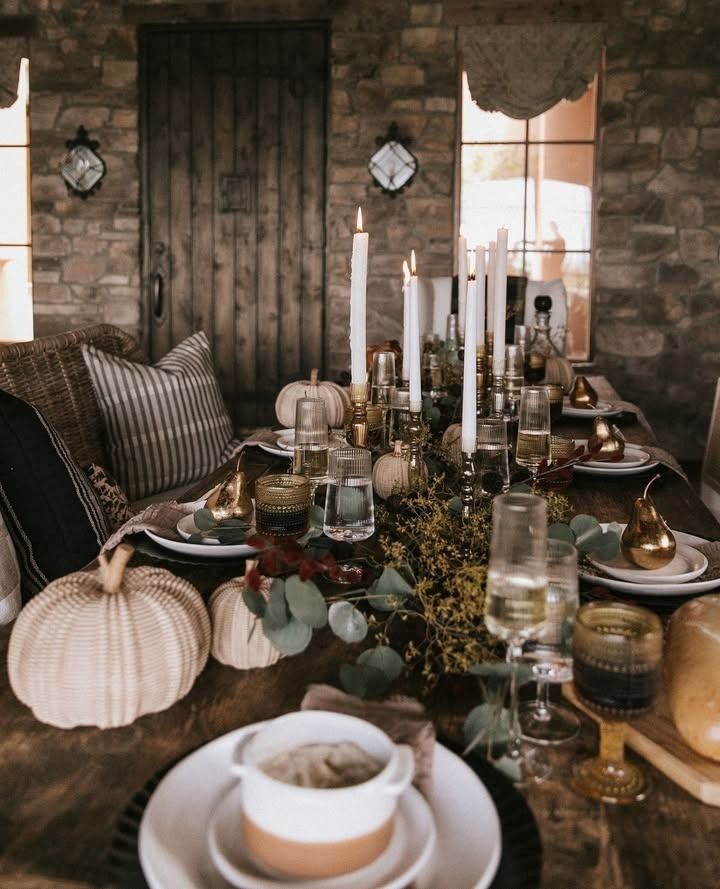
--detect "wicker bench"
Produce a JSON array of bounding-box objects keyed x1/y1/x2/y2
[{"x1": 0, "y1": 324, "x2": 140, "y2": 468}]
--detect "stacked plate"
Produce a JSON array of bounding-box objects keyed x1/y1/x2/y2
[
  {"x1": 145, "y1": 513, "x2": 259, "y2": 560},
  {"x1": 138, "y1": 723, "x2": 502, "y2": 889},
  {"x1": 582, "y1": 525, "x2": 720, "y2": 597},
  {"x1": 573, "y1": 439, "x2": 659, "y2": 478},
  {"x1": 259, "y1": 428, "x2": 347, "y2": 459},
  {"x1": 562, "y1": 399, "x2": 623, "y2": 419}
]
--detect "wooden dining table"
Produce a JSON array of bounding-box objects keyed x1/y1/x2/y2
[{"x1": 3, "y1": 381, "x2": 720, "y2": 889}]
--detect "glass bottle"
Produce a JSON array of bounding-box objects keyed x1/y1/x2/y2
[{"x1": 524, "y1": 296, "x2": 563, "y2": 384}]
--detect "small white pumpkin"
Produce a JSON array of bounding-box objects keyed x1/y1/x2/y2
[
  {"x1": 441, "y1": 423, "x2": 462, "y2": 467},
  {"x1": 8, "y1": 544, "x2": 210, "y2": 729},
  {"x1": 544, "y1": 356, "x2": 575, "y2": 394},
  {"x1": 209, "y1": 561, "x2": 282, "y2": 670},
  {"x1": 275, "y1": 368, "x2": 351, "y2": 428},
  {"x1": 372, "y1": 440, "x2": 411, "y2": 499}
]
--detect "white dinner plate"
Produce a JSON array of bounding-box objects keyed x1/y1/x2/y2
[
  {"x1": 145, "y1": 513, "x2": 258, "y2": 559},
  {"x1": 562, "y1": 399, "x2": 623, "y2": 418},
  {"x1": 574, "y1": 441, "x2": 651, "y2": 471},
  {"x1": 260, "y1": 429, "x2": 347, "y2": 457},
  {"x1": 139, "y1": 722, "x2": 502, "y2": 889},
  {"x1": 581, "y1": 527, "x2": 720, "y2": 596},
  {"x1": 208, "y1": 781, "x2": 436, "y2": 889},
  {"x1": 587, "y1": 542, "x2": 708, "y2": 585}
]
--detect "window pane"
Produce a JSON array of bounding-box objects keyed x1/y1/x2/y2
[
  {"x1": 528, "y1": 77, "x2": 597, "y2": 142},
  {"x1": 0, "y1": 147, "x2": 30, "y2": 245},
  {"x1": 524, "y1": 250, "x2": 590, "y2": 361},
  {"x1": 461, "y1": 144, "x2": 526, "y2": 249},
  {"x1": 0, "y1": 246, "x2": 33, "y2": 341},
  {"x1": 526, "y1": 144, "x2": 593, "y2": 252},
  {"x1": 461, "y1": 73, "x2": 526, "y2": 143}
]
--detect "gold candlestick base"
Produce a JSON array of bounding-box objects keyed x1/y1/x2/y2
[
  {"x1": 407, "y1": 410, "x2": 427, "y2": 488},
  {"x1": 460, "y1": 451, "x2": 476, "y2": 520},
  {"x1": 349, "y1": 383, "x2": 369, "y2": 449}
]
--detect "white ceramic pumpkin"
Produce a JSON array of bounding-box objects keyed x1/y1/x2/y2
[
  {"x1": 544, "y1": 356, "x2": 575, "y2": 394},
  {"x1": 275, "y1": 369, "x2": 350, "y2": 428},
  {"x1": 8, "y1": 544, "x2": 210, "y2": 729},
  {"x1": 372, "y1": 441, "x2": 411, "y2": 499},
  {"x1": 441, "y1": 423, "x2": 462, "y2": 467},
  {"x1": 209, "y1": 561, "x2": 282, "y2": 670}
]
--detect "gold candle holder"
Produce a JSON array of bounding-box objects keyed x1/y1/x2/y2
[
  {"x1": 476, "y1": 344, "x2": 486, "y2": 418},
  {"x1": 349, "y1": 382, "x2": 369, "y2": 449},
  {"x1": 460, "y1": 451, "x2": 477, "y2": 520},
  {"x1": 407, "y1": 409, "x2": 427, "y2": 488},
  {"x1": 254, "y1": 474, "x2": 311, "y2": 540}
]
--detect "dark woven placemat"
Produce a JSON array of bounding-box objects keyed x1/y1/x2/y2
[{"x1": 107, "y1": 744, "x2": 541, "y2": 889}]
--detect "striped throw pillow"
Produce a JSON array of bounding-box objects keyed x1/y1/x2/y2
[
  {"x1": 0, "y1": 388, "x2": 111, "y2": 604},
  {"x1": 0, "y1": 510, "x2": 21, "y2": 623},
  {"x1": 82, "y1": 332, "x2": 238, "y2": 501}
]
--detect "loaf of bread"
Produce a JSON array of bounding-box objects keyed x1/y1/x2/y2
[{"x1": 665, "y1": 594, "x2": 720, "y2": 761}]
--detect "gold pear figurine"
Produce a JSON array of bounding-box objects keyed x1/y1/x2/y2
[
  {"x1": 206, "y1": 458, "x2": 254, "y2": 522},
  {"x1": 587, "y1": 417, "x2": 625, "y2": 461},
  {"x1": 569, "y1": 375, "x2": 599, "y2": 408},
  {"x1": 621, "y1": 474, "x2": 676, "y2": 569}
]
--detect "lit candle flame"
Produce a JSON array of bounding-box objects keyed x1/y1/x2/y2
[
  {"x1": 356, "y1": 207, "x2": 363, "y2": 232},
  {"x1": 410, "y1": 249, "x2": 417, "y2": 276},
  {"x1": 468, "y1": 253, "x2": 476, "y2": 281},
  {"x1": 402, "y1": 260, "x2": 410, "y2": 286}
]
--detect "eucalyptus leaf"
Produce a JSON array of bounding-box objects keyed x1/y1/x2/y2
[
  {"x1": 448, "y1": 496, "x2": 462, "y2": 516},
  {"x1": 242, "y1": 584, "x2": 266, "y2": 618},
  {"x1": 328, "y1": 601, "x2": 368, "y2": 642},
  {"x1": 548, "y1": 522, "x2": 575, "y2": 544},
  {"x1": 590, "y1": 530, "x2": 621, "y2": 559},
  {"x1": 357, "y1": 645, "x2": 404, "y2": 680},
  {"x1": 339, "y1": 662, "x2": 389, "y2": 699},
  {"x1": 262, "y1": 578, "x2": 289, "y2": 631},
  {"x1": 368, "y1": 566, "x2": 413, "y2": 612},
  {"x1": 463, "y1": 704, "x2": 511, "y2": 756},
  {"x1": 607, "y1": 521, "x2": 624, "y2": 540},
  {"x1": 467, "y1": 661, "x2": 533, "y2": 685},
  {"x1": 308, "y1": 504, "x2": 325, "y2": 529},
  {"x1": 492, "y1": 753, "x2": 522, "y2": 783},
  {"x1": 263, "y1": 616, "x2": 313, "y2": 655},
  {"x1": 193, "y1": 508, "x2": 217, "y2": 531},
  {"x1": 509, "y1": 482, "x2": 532, "y2": 493},
  {"x1": 188, "y1": 533, "x2": 204, "y2": 544},
  {"x1": 285, "y1": 576, "x2": 328, "y2": 629}
]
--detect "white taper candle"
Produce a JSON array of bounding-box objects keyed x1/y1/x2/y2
[{"x1": 350, "y1": 207, "x2": 369, "y2": 385}]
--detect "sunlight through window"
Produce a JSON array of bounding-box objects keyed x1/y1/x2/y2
[{"x1": 0, "y1": 58, "x2": 33, "y2": 342}]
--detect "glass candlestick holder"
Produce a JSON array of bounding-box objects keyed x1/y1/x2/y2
[{"x1": 349, "y1": 382, "x2": 369, "y2": 449}]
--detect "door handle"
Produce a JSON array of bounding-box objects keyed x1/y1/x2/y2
[{"x1": 152, "y1": 272, "x2": 164, "y2": 319}]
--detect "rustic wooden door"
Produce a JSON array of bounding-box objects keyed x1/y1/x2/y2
[{"x1": 141, "y1": 26, "x2": 327, "y2": 428}]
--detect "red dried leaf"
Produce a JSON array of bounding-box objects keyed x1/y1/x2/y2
[
  {"x1": 326, "y1": 564, "x2": 342, "y2": 580},
  {"x1": 298, "y1": 559, "x2": 319, "y2": 581},
  {"x1": 277, "y1": 542, "x2": 305, "y2": 567},
  {"x1": 246, "y1": 566, "x2": 262, "y2": 593},
  {"x1": 260, "y1": 548, "x2": 280, "y2": 575},
  {"x1": 245, "y1": 534, "x2": 268, "y2": 550},
  {"x1": 320, "y1": 553, "x2": 337, "y2": 569}
]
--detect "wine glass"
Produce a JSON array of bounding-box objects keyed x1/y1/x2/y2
[
  {"x1": 520, "y1": 539, "x2": 580, "y2": 744},
  {"x1": 476, "y1": 418, "x2": 510, "y2": 497},
  {"x1": 293, "y1": 397, "x2": 329, "y2": 500},
  {"x1": 323, "y1": 447, "x2": 375, "y2": 542},
  {"x1": 571, "y1": 601, "x2": 663, "y2": 804},
  {"x1": 515, "y1": 386, "x2": 551, "y2": 482},
  {"x1": 484, "y1": 492, "x2": 549, "y2": 783}
]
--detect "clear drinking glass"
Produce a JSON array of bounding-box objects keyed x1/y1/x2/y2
[
  {"x1": 520, "y1": 539, "x2": 580, "y2": 744},
  {"x1": 323, "y1": 447, "x2": 375, "y2": 542},
  {"x1": 484, "y1": 492, "x2": 549, "y2": 783},
  {"x1": 293, "y1": 398, "x2": 329, "y2": 498},
  {"x1": 571, "y1": 601, "x2": 663, "y2": 804},
  {"x1": 370, "y1": 350, "x2": 397, "y2": 407},
  {"x1": 515, "y1": 385, "x2": 551, "y2": 480},
  {"x1": 475, "y1": 418, "x2": 510, "y2": 497}
]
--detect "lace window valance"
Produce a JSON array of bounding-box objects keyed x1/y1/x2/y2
[{"x1": 460, "y1": 23, "x2": 605, "y2": 120}]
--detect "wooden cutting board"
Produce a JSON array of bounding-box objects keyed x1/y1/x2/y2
[{"x1": 563, "y1": 684, "x2": 720, "y2": 806}]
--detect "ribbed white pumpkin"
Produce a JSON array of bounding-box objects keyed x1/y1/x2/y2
[
  {"x1": 441, "y1": 423, "x2": 462, "y2": 467},
  {"x1": 209, "y1": 561, "x2": 282, "y2": 670},
  {"x1": 275, "y1": 368, "x2": 351, "y2": 428},
  {"x1": 544, "y1": 357, "x2": 575, "y2": 394},
  {"x1": 372, "y1": 441, "x2": 411, "y2": 499},
  {"x1": 8, "y1": 544, "x2": 210, "y2": 729}
]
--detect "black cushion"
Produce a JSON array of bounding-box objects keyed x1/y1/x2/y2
[{"x1": 0, "y1": 388, "x2": 111, "y2": 603}]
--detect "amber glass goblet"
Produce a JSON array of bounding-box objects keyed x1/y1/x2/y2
[{"x1": 571, "y1": 601, "x2": 663, "y2": 804}]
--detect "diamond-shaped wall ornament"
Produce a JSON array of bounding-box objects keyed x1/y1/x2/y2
[{"x1": 367, "y1": 122, "x2": 418, "y2": 197}]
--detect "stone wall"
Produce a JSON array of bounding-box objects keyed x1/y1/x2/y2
[
  {"x1": 593, "y1": 0, "x2": 720, "y2": 460},
  {"x1": 3, "y1": 0, "x2": 720, "y2": 458}
]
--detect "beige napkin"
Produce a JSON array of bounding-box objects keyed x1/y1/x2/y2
[
  {"x1": 235, "y1": 427, "x2": 283, "y2": 450},
  {"x1": 101, "y1": 496, "x2": 206, "y2": 553},
  {"x1": 301, "y1": 684, "x2": 435, "y2": 798},
  {"x1": 643, "y1": 446, "x2": 688, "y2": 481},
  {"x1": 691, "y1": 542, "x2": 720, "y2": 580}
]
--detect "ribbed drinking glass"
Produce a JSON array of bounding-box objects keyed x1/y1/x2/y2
[
  {"x1": 323, "y1": 447, "x2": 375, "y2": 542},
  {"x1": 293, "y1": 397, "x2": 329, "y2": 497},
  {"x1": 475, "y1": 418, "x2": 510, "y2": 497}
]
